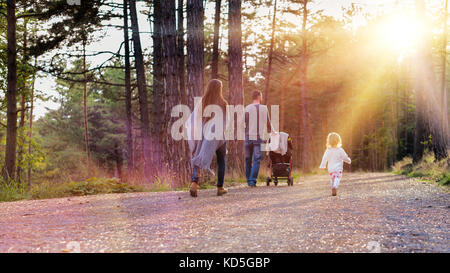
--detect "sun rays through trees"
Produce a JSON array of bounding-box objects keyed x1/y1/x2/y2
[{"x1": 0, "y1": 0, "x2": 448, "y2": 189}]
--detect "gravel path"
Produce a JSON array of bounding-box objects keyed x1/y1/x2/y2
[{"x1": 0, "y1": 173, "x2": 448, "y2": 253}]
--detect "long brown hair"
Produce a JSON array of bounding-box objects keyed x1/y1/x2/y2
[{"x1": 201, "y1": 79, "x2": 228, "y2": 114}]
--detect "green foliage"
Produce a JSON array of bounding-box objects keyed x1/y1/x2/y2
[
  {"x1": 23, "y1": 0, "x2": 111, "y2": 57},
  {"x1": 29, "y1": 181, "x2": 71, "y2": 200},
  {"x1": 66, "y1": 177, "x2": 141, "y2": 196},
  {"x1": 0, "y1": 177, "x2": 145, "y2": 202},
  {"x1": 1, "y1": 0, "x2": 447, "y2": 191},
  {"x1": 33, "y1": 60, "x2": 127, "y2": 181},
  {"x1": 437, "y1": 173, "x2": 450, "y2": 186},
  {"x1": 148, "y1": 177, "x2": 172, "y2": 192},
  {"x1": 409, "y1": 171, "x2": 426, "y2": 178},
  {"x1": 393, "y1": 153, "x2": 450, "y2": 187},
  {"x1": 16, "y1": 125, "x2": 45, "y2": 174},
  {"x1": 0, "y1": 180, "x2": 30, "y2": 202}
]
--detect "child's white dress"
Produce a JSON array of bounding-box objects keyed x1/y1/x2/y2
[{"x1": 319, "y1": 147, "x2": 351, "y2": 188}]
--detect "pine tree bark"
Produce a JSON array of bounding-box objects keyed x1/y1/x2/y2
[
  {"x1": 404, "y1": 86, "x2": 409, "y2": 155},
  {"x1": 82, "y1": 40, "x2": 91, "y2": 167},
  {"x1": 441, "y1": 0, "x2": 449, "y2": 146},
  {"x1": 390, "y1": 85, "x2": 397, "y2": 162},
  {"x1": 27, "y1": 57, "x2": 37, "y2": 187},
  {"x1": 152, "y1": 0, "x2": 164, "y2": 170},
  {"x1": 264, "y1": 0, "x2": 277, "y2": 106},
  {"x1": 177, "y1": 0, "x2": 187, "y2": 104},
  {"x1": 228, "y1": 0, "x2": 244, "y2": 171},
  {"x1": 177, "y1": 0, "x2": 190, "y2": 182},
  {"x1": 280, "y1": 74, "x2": 286, "y2": 131},
  {"x1": 162, "y1": 0, "x2": 180, "y2": 172},
  {"x1": 211, "y1": 0, "x2": 221, "y2": 79},
  {"x1": 349, "y1": 91, "x2": 354, "y2": 172},
  {"x1": 130, "y1": 0, "x2": 152, "y2": 176},
  {"x1": 16, "y1": 16, "x2": 28, "y2": 183},
  {"x1": 186, "y1": 0, "x2": 204, "y2": 108},
  {"x1": 16, "y1": 94, "x2": 25, "y2": 183},
  {"x1": 4, "y1": 0, "x2": 18, "y2": 181},
  {"x1": 123, "y1": 0, "x2": 134, "y2": 170},
  {"x1": 299, "y1": 0, "x2": 312, "y2": 172}
]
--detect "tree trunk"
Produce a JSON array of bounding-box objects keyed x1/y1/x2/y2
[
  {"x1": 186, "y1": 0, "x2": 204, "y2": 108},
  {"x1": 263, "y1": 0, "x2": 277, "y2": 106},
  {"x1": 177, "y1": 0, "x2": 187, "y2": 104},
  {"x1": 16, "y1": 16, "x2": 28, "y2": 183},
  {"x1": 228, "y1": 0, "x2": 244, "y2": 172},
  {"x1": 348, "y1": 92, "x2": 354, "y2": 172},
  {"x1": 27, "y1": 57, "x2": 37, "y2": 187},
  {"x1": 322, "y1": 110, "x2": 327, "y2": 149},
  {"x1": 211, "y1": 0, "x2": 221, "y2": 79},
  {"x1": 123, "y1": 0, "x2": 134, "y2": 170},
  {"x1": 413, "y1": 0, "x2": 448, "y2": 162},
  {"x1": 390, "y1": 83, "x2": 397, "y2": 163},
  {"x1": 16, "y1": 94, "x2": 25, "y2": 183},
  {"x1": 82, "y1": 40, "x2": 91, "y2": 166},
  {"x1": 404, "y1": 86, "x2": 409, "y2": 156},
  {"x1": 152, "y1": 0, "x2": 164, "y2": 170},
  {"x1": 114, "y1": 144, "x2": 123, "y2": 179},
  {"x1": 299, "y1": 0, "x2": 312, "y2": 172},
  {"x1": 413, "y1": 83, "x2": 427, "y2": 163},
  {"x1": 161, "y1": 0, "x2": 180, "y2": 172},
  {"x1": 4, "y1": 0, "x2": 18, "y2": 181},
  {"x1": 413, "y1": 0, "x2": 430, "y2": 163},
  {"x1": 130, "y1": 0, "x2": 152, "y2": 176},
  {"x1": 278, "y1": 63, "x2": 303, "y2": 133},
  {"x1": 280, "y1": 74, "x2": 286, "y2": 131},
  {"x1": 441, "y1": 0, "x2": 449, "y2": 146},
  {"x1": 177, "y1": 0, "x2": 190, "y2": 182}
]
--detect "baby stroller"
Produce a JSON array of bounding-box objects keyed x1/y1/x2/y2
[{"x1": 266, "y1": 132, "x2": 294, "y2": 186}]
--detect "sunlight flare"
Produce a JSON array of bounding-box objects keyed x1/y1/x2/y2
[{"x1": 378, "y1": 14, "x2": 422, "y2": 53}]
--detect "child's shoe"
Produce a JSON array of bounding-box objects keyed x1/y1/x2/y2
[
  {"x1": 217, "y1": 186, "x2": 228, "y2": 196},
  {"x1": 332, "y1": 187, "x2": 337, "y2": 196},
  {"x1": 190, "y1": 182, "x2": 198, "y2": 197}
]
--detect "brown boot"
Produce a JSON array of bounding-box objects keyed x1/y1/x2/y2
[
  {"x1": 190, "y1": 182, "x2": 198, "y2": 197},
  {"x1": 332, "y1": 187, "x2": 337, "y2": 196},
  {"x1": 217, "y1": 186, "x2": 228, "y2": 196}
]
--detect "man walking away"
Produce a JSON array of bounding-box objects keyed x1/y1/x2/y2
[{"x1": 244, "y1": 90, "x2": 272, "y2": 187}]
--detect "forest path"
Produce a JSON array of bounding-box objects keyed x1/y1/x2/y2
[{"x1": 0, "y1": 173, "x2": 448, "y2": 253}]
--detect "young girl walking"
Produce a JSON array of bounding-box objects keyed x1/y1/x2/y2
[{"x1": 319, "y1": 132, "x2": 351, "y2": 196}]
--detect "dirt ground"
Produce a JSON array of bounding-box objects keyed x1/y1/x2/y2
[{"x1": 0, "y1": 173, "x2": 448, "y2": 253}]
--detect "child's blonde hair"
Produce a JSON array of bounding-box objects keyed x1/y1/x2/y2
[{"x1": 326, "y1": 132, "x2": 342, "y2": 148}]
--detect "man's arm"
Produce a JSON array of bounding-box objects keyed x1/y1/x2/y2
[
  {"x1": 265, "y1": 105, "x2": 274, "y2": 133},
  {"x1": 245, "y1": 109, "x2": 249, "y2": 130}
]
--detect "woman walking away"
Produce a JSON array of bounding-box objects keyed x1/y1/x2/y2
[
  {"x1": 185, "y1": 79, "x2": 229, "y2": 197},
  {"x1": 319, "y1": 132, "x2": 351, "y2": 196}
]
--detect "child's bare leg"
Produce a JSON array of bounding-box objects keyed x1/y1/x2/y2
[
  {"x1": 334, "y1": 176, "x2": 341, "y2": 188},
  {"x1": 330, "y1": 174, "x2": 336, "y2": 196},
  {"x1": 331, "y1": 172, "x2": 342, "y2": 196}
]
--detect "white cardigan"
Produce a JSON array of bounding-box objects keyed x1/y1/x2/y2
[
  {"x1": 184, "y1": 102, "x2": 232, "y2": 172},
  {"x1": 319, "y1": 147, "x2": 351, "y2": 173}
]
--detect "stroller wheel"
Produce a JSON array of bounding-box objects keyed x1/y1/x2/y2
[
  {"x1": 274, "y1": 178, "x2": 278, "y2": 186},
  {"x1": 266, "y1": 177, "x2": 271, "y2": 186},
  {"x1": 288, "y1": 177, "x2": 293, "y2": 186}
]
